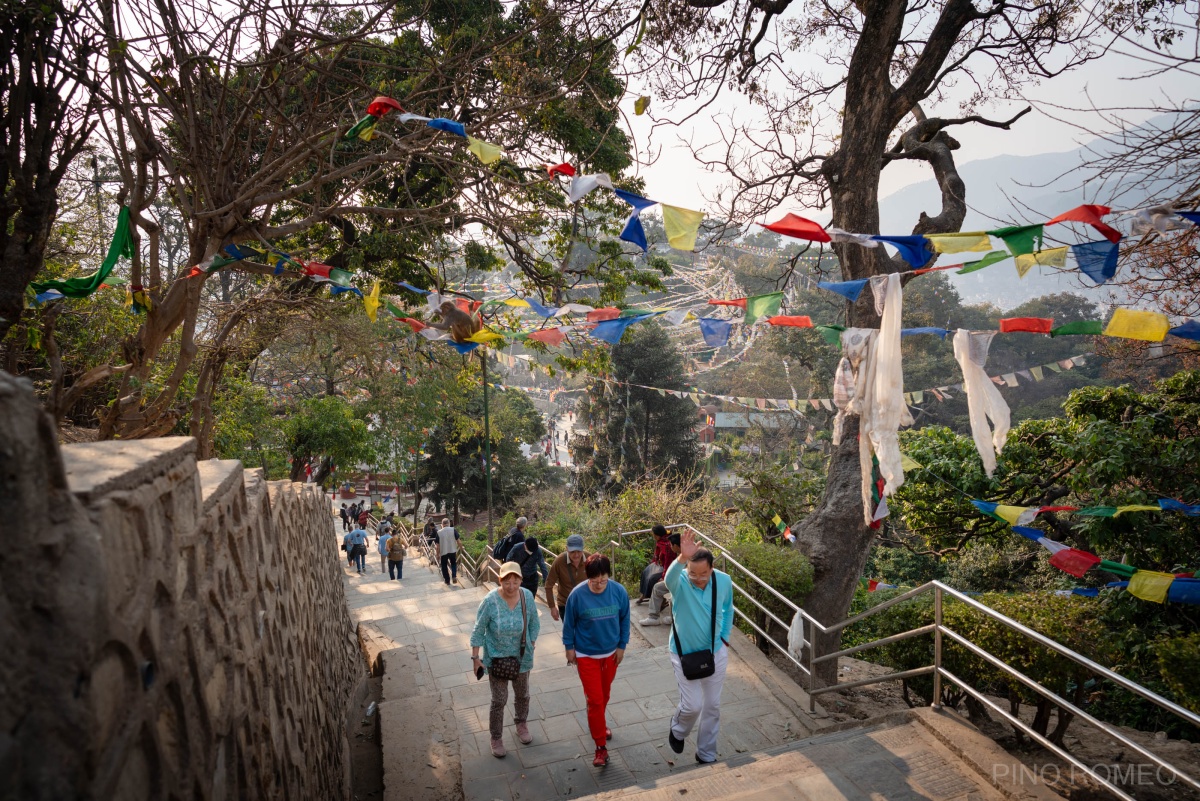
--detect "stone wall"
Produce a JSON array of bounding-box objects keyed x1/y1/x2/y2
[{"x1": 0, "y1": 373, "x2": 362, "y2": 800}]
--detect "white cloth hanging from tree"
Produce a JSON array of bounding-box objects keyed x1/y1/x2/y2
[{"x1": 952, "y1": 329, "x2": 1011, "y2": 476}]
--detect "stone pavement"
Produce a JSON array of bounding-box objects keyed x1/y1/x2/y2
[{"x1": 340, "y1": 526, "x2": 1037, "y2": 801}]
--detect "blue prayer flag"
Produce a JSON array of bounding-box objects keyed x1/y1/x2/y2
[
  {"x1": 330, "y1": 285, "x2": 363, "y2": 298},
  {"x1": 1177, "y1": 211, "x2": 1200, "y2": 226},
  {"x1": 1105, "y1": 581, "x2": 1130, "y2": 589},
  {"x1": 1167, "y1": 578, "x2": 1200, "y2": 605},
  {"x1": 525, "y1": 298, "x2": 558, "y2": 318},
  {"x1": 817, "y1": 279, "x2": 869, "y2": 302},
  {"x1": 1072, "y1": 240, "x2": 1119, "y2": 285},
  {"x1": 901, "y1": 327, "x2": 950, "y2": 338},
  {"x1": 1012, "y1": 526, "x2": 1044, "y2": 541},
  {"x1": 427, "y1": 118, "x2": 467, "y2": 138},
  {"x1": 447, "y1": 340, "x2": 480, "y2": 354},
  {"x1": 871, "y1": 235, "x2": 931, "y2": 267},
  {"x1": 1159, "y1": 498, "x2": 1200, "y2": 515},
  {"x1": 1168, "y1": 321, "x2": 1200, "y2": 342},
  {"x1": 398, "y1": 281, "x2": 430, "y2": 295},
  {"x1": 34, "y1": 289, "x2": 65, "y2": 304},
  {"x1": 697, "y1": 317, "x2": 734, "y2": 348},
  {"x1": 621, "y1": 213, "x2": 648, "y2": 252},
  {"x1": 589, "y1": 313, "x2": 655, "y2": 344},
  {"x1": 1072, "y1": 588, "x2": 1100, "y2": 597},
  {"x1": 613, "y1": 188, "x2": 657, "y2": 212},
  {"x1": 971, "y1": 500, "x2": 999, "y2": 518}
]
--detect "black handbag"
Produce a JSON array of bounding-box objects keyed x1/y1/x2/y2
[
  {"x1": 488, "y1": 591, "x2": 528, "y2": 681},
  {"x1": 672, "y1": 575, "x2": 718, "y2": 681}
]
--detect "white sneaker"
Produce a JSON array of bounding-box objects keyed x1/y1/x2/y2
[{"x1": 640, "y1": 616, "x2": 662, "y2": 626}]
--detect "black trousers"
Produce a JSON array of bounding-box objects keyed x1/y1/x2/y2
[{"x1": 440, "y1": 552, "x2": 458, "y2": 584}]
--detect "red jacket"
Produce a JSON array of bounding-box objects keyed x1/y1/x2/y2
[{"x1": 653, "y1": 538, "x2": 674, "y2": 572}]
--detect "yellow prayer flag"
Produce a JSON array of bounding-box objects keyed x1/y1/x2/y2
[
  {"x1": 1013, "y1": 246, "x2": 1069, "y2": 278},
  {"x1": 364, "y1": 280, "x2": 381, "y2": 322},
  {"x1": 900, "y1": 453, "x2": 922, "y2": 471},
  {"x1": 466, "y1": 328, "x2": 504, "y2": 343},
  {"x1": 1103, "y1": 308, "x2": 1170, "y2": 342},
  {"x1": 925, "y1": 232, "x2": 992, "y2": 254},
  {"x1": 503, "y1": 298, "x2": 531, "y2": 308},
  {"x1": 1114, "y1": 505, "x2": 1162, "y2": 516},
  {"x1": 1127, "y1": 570, "x2": 1176, "y2": 603},
  {"x1": 467, "y1": 137, "x2": 504, "y2": 165},
  {"x1": 994, "y1": 505, "x2": 1029, "y2": 526},
  {"x1": 662, "y1": 204, "x2": 704, "y2": 251}
]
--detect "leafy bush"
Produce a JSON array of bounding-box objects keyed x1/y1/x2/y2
[
  {"x1": 1156, "y1": 633, "x2": 1200, "y2": 714},
  {"x1": 726, "y1": 542, "x2": 814, "y2": 652}
]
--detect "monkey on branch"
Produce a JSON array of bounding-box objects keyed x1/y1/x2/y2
[{"x1": 428, "y1": 300, "x2": 482, "y2": 343}]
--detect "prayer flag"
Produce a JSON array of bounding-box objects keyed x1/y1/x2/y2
[
  {"x1": 1030, "y1": 366, "x2": 1044, "y2": 381},
  {"x1": 447, "y1": 340, "x2": 480, "y2": 354},
  {"x1": 398, "y1": 281, "x2": 429, "y2": 295},
  {"x1": 827, "y1": 228, "x2": 879, "y2": 247},
  {"x1": 32, "y1": 206, "x2": 134, "y2": 298},
  {"x1": 1127, "y1": 571, "x2": 1175, "y2": 604},
  {"x1": 1115, "y1": 504, "x2": 1162, "y2": 515},
  {"x1": 761, "y1": 213, "x2": 831, "y2": 243},
  {"x1": 1097, "y1": 561, "x2": 1137, "y2": 578},
  {"x1": 1166, "y1": 578, "x2": 1200, "y2": 605},
  {"x1": 1048, "y1": 549, "x2": 1101, "y2": 578},
  {"x1": 1047, "y1": 204, "x2": 1122, "y2": 244},
  {"x1": 957, "y1": 251, "x2": 1009, "y2": 274},
  {"x1": 999, "y1": 317, "x2": 1053, "y2": 334},
  {"x1": 344, "y1": 115, "x2": 377, "y2": 141},
  {"x1": 366, "y1": 96, "x2": 403, "y2": 117},
  {"x1": 589, "y1": 313, "x2": 654, "y2": 344},
  {"x1": 1072, "y1": 588, "x2": 1100, "y2": 597},
  {"x1": 744, "y1": 292, "x2": 784, "y2": 325},
  {"x1": 427, "y1": 118, "x2": 467, "y2": 138},
  {"x1": 467, "y1": 137, "x2": 504, "y2": 164},
  {"x1": 817, "y1": 279, "x2": 869, "y2": 302},
  {"x1": 925, "y1": 232, "x2": 992, "y2": 253},
  {"x1": 504, "y1": 298, "x2": 531, "y2": 308},
  {"x1": 815, "y1": 324, "x2": 846, "y2": 346},
  {"x1": 1168, "y1": 320, "x2": 1200, "y2": 341},
  {"x1": 1036, "y1": 537, "x2": 1069, "y2": 555},
  {"x1": 1160, "y1": 498, "x2": 1200, "y2": 516},
  {"x1": 662, "y1": 309, "x2": 692, "y2": 326},
  {"x1": 634, "y1": 95, "x2": 651, "y2": 115},
  {"x1": 698, "y1": 318, "x2": 734, "y2": 347},
  {"x1": 900, "y1": 453, "x2": 922, "y2": 471},
  {"x1": 396, "y1": 112, "x2": 432, "y2": 124},
  {"x1": 901, "y1": 327, "x2": 949, "y2": 338},
  {"x1": 971, "y1": 500, "x2": 1003, "y2": 521},
  {"x1": 662, "y1": 204, "x2": 705, "y2": 250},
  {"x1": 767, "y1": 315, "x2": 813, "y2": 328},
  {"x1": 527, "y1": 328, "x2": 566, "y2": 347},
  {"x1": 870, "y1": 235, "x2": 931, "y2": 267},
  {"x1": 708, "y1": 298, "x2": 747, "y2": 309},
  {"x1": 400, "y1": 317, "x2": 426, "y2": 332},
  {"x1": 1077, "y1": 506, "x2": 1118, "y2": 517},
  {"x1": 993, "y1": 505, "x2": 1030, "y2": 526},
  {"x1": 525, "y1": 298, "x2": 557, "y2": 317},
  {"x1": 1104, "y1": 308, "x2": 1170, "y2": 342},
  {"x1": 1014, "y1": 246, "x2": 1069, "y2": 277},
  {"x1": 1050, "y1": 320, "x2": 1103, "y2": 337},
  {"x1": 125, "y1": 285, "x2": 151, "y2": 314},
  {"x1": 364, "y1": 280, "x2": 381, "y2": 322},
  {"x1": 556, "y1": 303, "x2": 594, "y2": 316},
  {"x1": 621, "y1": 213, "x2": 648, "y2": 252},
  {"x1": 988, "y1": 224, "x2": 1043, "y2": 256},
  {"x1": 547, "y1": 163, "x2": 576, "y2": 177},
  {"x1": 330, "y1": 285, "x2": 363, "y2": 298},
  {"x1": 587, "y1": 308, "x2": 621, "y2": 322},
  {"x1": 466, "y1": 329, "x2": 504, "y2": 343},
  {"x1": 1072, "y1": 240, "x2": 1120, "y2": 285},
  {"x1": 1012, "y1": 526, "x2": 1043, "y2": 541},
  {"x1": 568, "y1": 173, "x2": 614, "y2": 203},
  {"x1": 614, "y1": 188, "x2": 657, "y2": 212}
]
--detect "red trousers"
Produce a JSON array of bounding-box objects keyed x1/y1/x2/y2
[{"x1": 576, "y1": 654, "x2": 618, "y2": 747}]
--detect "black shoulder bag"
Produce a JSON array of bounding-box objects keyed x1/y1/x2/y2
[
  {"x1": 672, "y1": 575, "x2": 718, "y2": 681},
  {"x1": 488, "y1": 592, "x2": 527, "y2": 681}
]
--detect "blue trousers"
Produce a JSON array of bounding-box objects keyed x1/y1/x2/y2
[{"x1": 389, "y1": 559, "x2": 404, "y2": 580}]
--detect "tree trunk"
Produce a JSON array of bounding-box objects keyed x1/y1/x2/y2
[{"x1": 790, "y1": 417, "x2": 875, "y2": 687}]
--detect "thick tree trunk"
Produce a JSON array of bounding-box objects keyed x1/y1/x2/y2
[{"x1": 790, "y1": 417, "x2": 876, "y2": 687}]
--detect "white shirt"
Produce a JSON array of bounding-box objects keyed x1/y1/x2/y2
[{"x1": 437, "y1": 526, "x2": 459, "y2": 555}]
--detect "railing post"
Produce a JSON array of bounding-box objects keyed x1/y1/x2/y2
[
  {"x1": 807, "y1": 623, "x2": 816, "y2": 713},
  {"x1": 932, "y1": 584, "x2": 943, "y2": 709}
]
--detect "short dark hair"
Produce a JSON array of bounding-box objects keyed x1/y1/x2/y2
[
  {"x1": 652, "y1": 524, "x2": 668, "y2": 538},
  {"x1": 525, "y1": 536, "x2": 539, "y2": 553},
  {"x1": 668, "y1": 534, "x2": 681, "y2": 546},
  {"x1": 585, "y1": 553, "x2": 611, "y2": 578},
  {"x1": 689, "y1": 548, "x2": 714, "y2": 568}
]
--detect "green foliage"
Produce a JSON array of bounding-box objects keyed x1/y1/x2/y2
[
  {"x1": 727, "y1": 541, "x2": 814, "y2": 641},
  {"x1": 281, "y1": 395, "x2": 372, "y2": 483},
  {"x1": 1156, "y1": 633, "x2": 1200, "y2": 714}
]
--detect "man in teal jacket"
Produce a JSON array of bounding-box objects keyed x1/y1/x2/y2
[{"x1": 664, "y1": 528, "x2": 734, "y2": 764}]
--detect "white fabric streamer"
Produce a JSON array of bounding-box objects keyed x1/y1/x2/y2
[
  {"x1": 952, "y1": 329, "x2": 1011, "y2": 476},
  {"x1": 827, "y1": 227, "x2": 880, "y2": 247},
  {"x1": 787, "y1": 611, "x2": 805, "y2": 660},
  {"x1": 567, "y1": 173, "x2": 613, "y2": 203},
  {"x1": 832, "y1": 328, "x2": 874, "y2": 446},
  {"x1": 662, "y1": 309, "x2": 692, "y2": 326}
]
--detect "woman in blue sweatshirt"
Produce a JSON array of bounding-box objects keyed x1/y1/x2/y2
[{"x1": 562, "y1": 553, "x2": 630, "y2": 767}]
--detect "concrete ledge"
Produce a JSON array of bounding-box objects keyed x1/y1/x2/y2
[
  {"x1": 62, "y1": 436, "x2": 196, "y2": 502},
  {"x1": 196, "y1": 458, "x2": 244, "y2": 513}
]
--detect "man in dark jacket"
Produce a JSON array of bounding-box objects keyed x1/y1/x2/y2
[
  {"x1": 511, "y1": 536, "x2": 549, "y2": 597},
  {"x1": 493, "y1": 516, "x2": 528, "y2": 561}
]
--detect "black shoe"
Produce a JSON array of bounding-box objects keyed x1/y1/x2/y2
[
  {"x1": 695, "y1": 754, "x2": 715, "y2": 764},
  {"x1": 668, "y1": 730, "x2": 684, "y2": 754}
]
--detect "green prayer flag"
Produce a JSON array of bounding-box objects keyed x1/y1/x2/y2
[
  {"x1": 1050, "y1": 320, "x2": 1104, "y2": 338},
  {"x1": 956, "y1": 251, "x2": 1009, "y2": 274},
  {"x1": 328, "y1": 268, "x2": 354, "y2": 287},
  {"x1": 385, "y1": 301, "x2": 405, "y2": 319},
  {"x1": 815, "y1": 324, "x2": 846, "y2": 347},
  {"x1": 1076, "y1": 506, "x2": 1118, "y2": 517},
  {"x1": 987, "y1": 224, "x2": 1044, "y2": 256},
  {"x1": 31, "y1": 207, "x2": 134, "y2": 298},
  {"x1": 344, "y1": 115, "x2": 377, "y2": 141},
  {"x1": 619, "y1": 308, "x2": 653, "y2": 317},
  {"x1": 744, "y1": 292, "x2": 784, "y2": 325},
  {"x1": 1098, "y1": 559, "x2": 1137, "y2": 578}
]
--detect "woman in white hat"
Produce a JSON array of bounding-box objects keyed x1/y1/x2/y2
[{"x1": 470, "y1": 561, "x2": 541, "y2": 757}]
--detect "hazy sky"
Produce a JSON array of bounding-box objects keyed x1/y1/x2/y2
[{"x1": 620, "y1": 34, "x2": 1197, "y2": 225}]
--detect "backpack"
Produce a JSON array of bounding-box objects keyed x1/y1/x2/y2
[{"x1": 493, "y1": 534, "x2": 517, "y2": 561}]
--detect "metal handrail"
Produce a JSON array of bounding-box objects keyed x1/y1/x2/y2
[{"x1": 612, "y1": 524, "x2": 1200, "y2": 800}]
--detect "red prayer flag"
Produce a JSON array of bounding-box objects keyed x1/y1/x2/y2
[
  {"x1": 366, "y1": 96, "x2": 404, "y2": 117},
  {"x1": 999, "y1": 317, "x2": 1054, "y2": 334},
  {"x1": 867, "y1": 579, "x2": 879, "y2": 592},
  {"x1": 1047, "y1": 204, "x2": 1122, "y2": 244},
  {"x1": 547, "y1": 163, "x2": 576, "y2": 177},
  {"x1": 1037, "y1": 505, "x2": 1079, "y2": 515},
  {"x1": 401, "y1": 318, "x2": 426, "y2": 332},
  {"x1": 708, "y1": 298, "x2": 747, "y2": 309},
  {"x1": 186, "y1": 266, "x2": 204, "y2": 278},
  {"x1": 766, "y1": 315, "x2": 813, "y2": 328},
  {"x1": 1048, "y1": 548, "x2": 1101, "y2": 578},
  {"x1": 761, "y1": 213, "x2": 832, "y2": 243},
  {"x1": 528, "y1": 328, "x2": 566, "y2": 347},
  {"x1": 586, "y1": 307, "x2": 621, "y2": 322},
  {"x1": 303, "y1": 261, "x2": 333, "y2": 279}
]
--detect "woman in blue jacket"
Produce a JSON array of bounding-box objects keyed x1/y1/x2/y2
[{"x1": 562, "y1": 554, "x2": 630, "y2": 767}]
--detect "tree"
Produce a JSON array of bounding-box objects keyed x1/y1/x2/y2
[
  {"x1": 0, "y1": 0, "x2": 97, "y2": 339},
  {"x1": 634, "y1": 0, "x2": 1112, "y2": 684},
  {"x1": 574, "y1": 323, "x2": 700, "y2": 496},
  {"x1": 281, "y1": 395, "x2": 372, "y2": 484}
]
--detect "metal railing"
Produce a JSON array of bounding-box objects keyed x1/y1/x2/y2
[{"x1": 607, "y1": 524, "x2": 1200, "y2": 801}]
